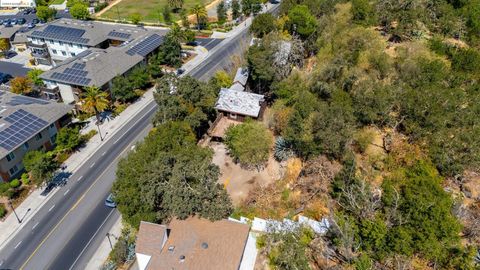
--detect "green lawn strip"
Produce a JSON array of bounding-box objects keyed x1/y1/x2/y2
[{"x1": 100, "y1": 0, "x2": 210, "y2": 23}]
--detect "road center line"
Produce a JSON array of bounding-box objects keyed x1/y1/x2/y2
[
  {"x1": 32, "y1": 222, "x2": 39, "y2": 230},
  {"x1": 114, "y1": 138, "x2": 120, "y2": 144},
  {"x1": 90, "y1": 162, "x2": 95, "y2": 168},
  {"x1": 64, "y1": 189, "x2": 70, "y2": 196},
  {"x1": 14, "y1": 241, "x2": 22, "y2": 249},
  {"x1": 48, "y1": 205, "x2": 55, "y2": 212},
  {"x1": 102, "y1": 151, "x2": 106, "y2": 156}
]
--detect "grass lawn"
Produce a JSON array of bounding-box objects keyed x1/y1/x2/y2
[
  {"x1": 100, "y1": 0, "x2": 211, "y2": 23},
  {"x1": 49, "y1": 0, "x2": 65, "y2": 5}
]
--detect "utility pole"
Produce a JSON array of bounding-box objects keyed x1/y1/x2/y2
[
  {"x1": 96, "y1": 121, "x2": 104, "y2": 141},
  {"x1": 106, "y1": 233, "x2": 113, "y2": 249},
  {"x1": 8, "y1": 200, "x2": 21, "y2": 224}
]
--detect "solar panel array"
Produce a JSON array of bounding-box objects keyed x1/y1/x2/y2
[
  {"x1": 31, "y1": 25, "x2": 90, "y2": 44},
  {"x1": 0, "y1": 109, "x2": 49, "y2": 151},
  {"x1": 51, "y1": 72, "x2": 91, "y2": 86},
  {"x1": 7, "y1": 96, "x2": 50, "y2": 106},
  {"x1": 126, "y1": 34, "x2": 163, "y2": 57},
  {"x1": 108, "y1": 31, "x2": 131, "y2": 39},
  {"x1": 72, "y1": 62, "x2": 86, "y2": 69},
  {"x1": 64, "y1": 67, "x2": 88, "y2": 77}
]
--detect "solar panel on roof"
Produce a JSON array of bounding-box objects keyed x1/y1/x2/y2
[
  {"x1": 0, "y1": 109, "x2": 49, "y2": 151},
  {"x1": 31, "y1": 25, "x2": 90, "y2": 44},
  {"x1": 108, "y1": 31, "x2": 131, "y2": 39},
  {"x1": 126, "y1": 34, "x2": 163, "y2": 56},
  {"x1": 7, "y1": 96, "x2": 49, "y2": 106},
  {"x1": 72, "y1": 63, "x2": 86, "y2": 70}
]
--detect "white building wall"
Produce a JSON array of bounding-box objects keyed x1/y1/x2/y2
[
  {"x1": 135, "y1": 253, "x2": 151, "y2": 270},
  {"x1": 57, "y1": 83, "x2": 75, "y2": 104},
  {"x1": 28, "y1": 37, "x2": 88, "y2": 64}
]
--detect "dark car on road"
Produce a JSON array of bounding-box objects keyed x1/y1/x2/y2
[
  {"x1": 16, "y1": 18, "x2": 26, "y2": 25},
  {"x1": 0, "y1": 73, "x2": 13, "y2": 84},
  {"x1": 105, "y1": 193, "x2": 117, "y2": 208},
  {"x1": 32, "y1": 18, "x2": 39, "y2": 24}
]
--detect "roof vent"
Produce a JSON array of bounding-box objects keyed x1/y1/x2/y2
[
  {"x1": 168, "y1": 246, "x2": 175, "y2": 252},
  {"x1": 201, "y1": 242, "x2": 208, "y2": 249},
  {"x1": 179, "y1": 255, "x2": 185, "y2": 262}
]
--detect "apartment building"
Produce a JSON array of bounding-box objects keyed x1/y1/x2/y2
[
  {"x1": 0, "y1": 90, "x2": 72, "y2": 182},
  {"x1": 27, "y1": 18, "x2": 166, "y2": 104}
]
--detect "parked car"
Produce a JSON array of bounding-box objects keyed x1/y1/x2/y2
[
  {"x1": 176, "y1": 68, "x2": 185, "y2": 75},
  {"x1": 3, "y1": 19, "x2": 11, "y2": 25},
  {"x1": 186, "y1": 41, "x2": 199, "y2": 46},
  {"x1": 0, "y1": 73, "x2": 13, "y2": 84},
  {"x1": 4, "y1": 51, "x2": 17, "y2": 59},
  {"x1": 104, "y1": 193, "x2": 117, "y2": 208},
  {"x1": 27, "y1": 22, "x2": 35, "y2": 29},
  {"x1": 32, "y1": 18, "x2": 39, "y2": 24},
  {"x1": 11, "y1": 18, "x2": 17, "y2": 25},
  {"x1": 3, "y1": 22, "x2": 12, "y2": 27},
  {"x1": 16, "y1": 18, "x2": 26, "y2": 25},
  {"x1": 22, "y1": 9, "x2": 30, "y2": 15},
  {"x1": 0, "y1": 19, "x2": 3, "y2": 25}
]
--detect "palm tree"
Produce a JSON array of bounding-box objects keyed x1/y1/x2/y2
[
  {"x1": 168, "y1": 0, "x2": 184, "y2": 12},
  {"x1": 191, "y1": 4, "x2": 207, "y2": 31},
  {"x1": 81, "y1": 86, "x2": 109, "y2": 123}
]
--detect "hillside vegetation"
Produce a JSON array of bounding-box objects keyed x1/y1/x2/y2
[{"x1": 243, "y1": 0, "x2": 480, "y2": 268}]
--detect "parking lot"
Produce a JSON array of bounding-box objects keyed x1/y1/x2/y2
[{"x1": 0, "y1": 8, "x2": 71, "y2": 26}]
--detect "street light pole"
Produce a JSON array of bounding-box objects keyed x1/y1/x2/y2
[
  {"x1": 96, "y1": 121, "x2": 104, "y2": 141},
  {"x1": 106, "y1": 233, "x2": 113, "y2": 249},
  {"x1": 8, "y1": 200, "x2": 21, "y2": 224}
]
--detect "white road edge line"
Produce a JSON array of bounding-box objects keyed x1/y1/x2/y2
[
  {"x1": 48, "y1": 205, "x2": 55, "y2": 212},
  {"x1": 14, "y1": 241, "x2": 22, "y2": 249},
  {"x1": 64, "y1": 189, "x2": 70, "y2": 196},
  {"x1": 68, "y1": 210, "x2": 116, "y2": 270},
  {"x1": 90, "y1": 162, "x2": 95, "y2": 168},
  {"x1": 32, "y1": 222, "x2": 39, "y2": 230},
  {"x1": 101, "y1": 151, "x2": 106, "y2": 156},
  {"x1": 114, "y1": 138, "x2": 120, "y2": 144},
  {"x1": 77, "y1": 176, "x2": 83, "y2": 182}
]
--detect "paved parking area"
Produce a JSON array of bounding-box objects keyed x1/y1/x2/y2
[{"x1": 0, "y1": 9, "x2": 71, "y2": 25}]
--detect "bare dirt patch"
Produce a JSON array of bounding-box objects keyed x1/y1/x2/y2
[{"x1": 210, "y1": 142, "x2": 281, "y2": 205}]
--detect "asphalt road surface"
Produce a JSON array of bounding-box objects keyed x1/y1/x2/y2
[
  {"x1": 0, "y1": 10, "x2": 71, "y2": 24},
  {"x1": 0, "y1": 4, "x2": 279, "y2": 269}
]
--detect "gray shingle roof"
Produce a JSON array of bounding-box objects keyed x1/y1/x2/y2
[
  {"x1": 39, "y1": 31, "x2": 165, "y2": 87},
  {"x1": 215, "y1": 88, "x2": 264, "y2": 118},
  {"x1": 28, "y1": 18, "x2": 152, "y2": 46},
  {"x1": 0, "y1": 90, "x2": 73, "y2": 159}
]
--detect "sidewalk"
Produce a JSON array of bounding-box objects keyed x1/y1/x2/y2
[
  {"x1": 0, "y1": 89, "x2": 155, "y2": 250},
  {"x1": 0, "y1": 38, "x2": 214, "y2": 250},
  {"x1": 85, "y1": 214, "x2": 123, "y2": 270}
]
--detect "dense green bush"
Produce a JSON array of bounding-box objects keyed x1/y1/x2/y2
[
  {"x1": 9, "y1": 179, "x2": 20, "y2": 189},
  {"x1": 0, "y1": 204, "x2": 6, "y2": 219}
]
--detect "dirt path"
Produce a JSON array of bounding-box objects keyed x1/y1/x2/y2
[{"x1": 95, "y1": 0, "x2": 124, "y2": 17}]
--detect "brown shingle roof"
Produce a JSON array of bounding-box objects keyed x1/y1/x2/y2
[
  {"x1": 136, "y1": 221, "x2": 168, "y2": 256},
  {"x1": 136, "y1": 217, "x2": 250, "y2": 270}
]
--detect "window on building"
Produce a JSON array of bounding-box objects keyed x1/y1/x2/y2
[
  {"x1": 6, "y1": 152, "x2": 15, "y2": 162},
  {"x1": 230, "y1": 113, "x2": 237, "y2": 119},
  {"x1": 48, "y1": 39, "x2": 54, "y2": 44},
  {"x1": 71, "y1": 53, "x2": 75, "y2": 57},
  {"x1": 35, "y1": 133, "x2": 43, "y2": 141},
  {"x1": 59, "y1": 41, "x2": 64, "y2": 45},
  {"x1": 23, "y1": 142, "x2": 29, "y2": 150},
  {"x1": 50, "y1": 123, "x2": 54, "y2": 129},
  {"x1": 52, "y1": 49, "x2": 57, "y2": 54},
  {"x1": 50, "y1": 134, "x2": 57, "y2": 144},
  {"x1": 68, "y1": 43, "x2": 73, "y2": 47},
  {"x1": 61, "y1": 51, "x2": 66, "y2": 56},
  {"x1": 9, "y1": 165, "x2": 18, "y2": 176},
  {"x1": 76, "y1": 44, "x2": 82, "y2": 49},
  {"x1": 40, "y1": 38, "x2": 45, "y2": 42}
]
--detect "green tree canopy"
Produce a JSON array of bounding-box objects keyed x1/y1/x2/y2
[
  {"x1": 27, "y1": 69, "x2": 45, "y2": 86},
  {"x1": 112, "y1": 121, "x2": 233, "y2": 228},
  {"x1": 225, "y1": 121, "x2": 273, "y2": 168},
  {"x1": 70, "y1": 2, "x2": 90, "y2": 20},
  {"x1": 55, "y1": 127, "x2": 81, "y2": 153},
  {"x1": 23, "y1": 151, "x2": 58, "y2": 186},
  {"x1": 286, "y1": 5, "x2": 317, "y2": 39},
  {"x1": 36, "y1": 6, "x2": 57, "y2": 21},
  {"x1": 251, "y1": 13, "x2": 277, "y2": 38}
]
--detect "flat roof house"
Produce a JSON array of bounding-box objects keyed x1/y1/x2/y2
[
  {"x1": 136, "y1": 217, "x2": 251, "y2": 270},
  {"x1": 214, "y1": 88, "x2": 265, "y2": 121},
  {"x1": 0, "y1": 90, "x2": 72, "y2": 182}
]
